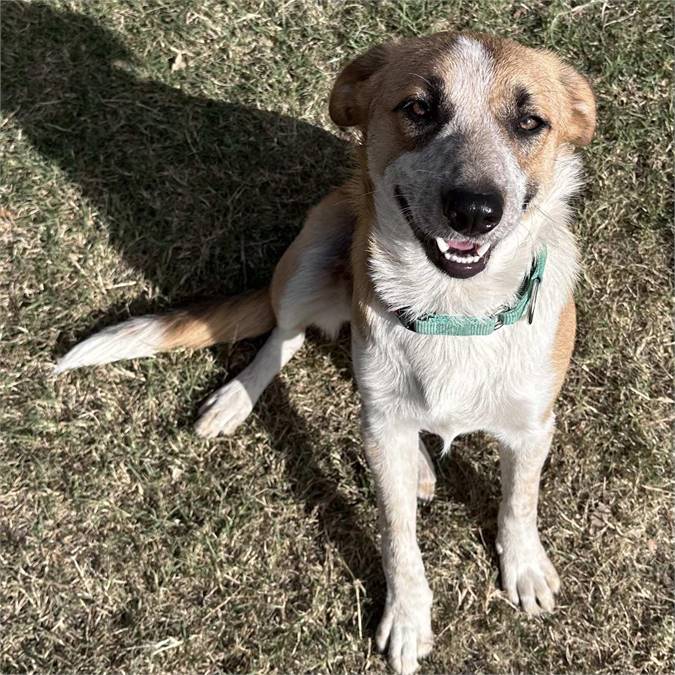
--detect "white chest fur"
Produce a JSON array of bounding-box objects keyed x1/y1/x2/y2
[{"x1": 354, "y1": 291, "x2": 564, "y2": 446}]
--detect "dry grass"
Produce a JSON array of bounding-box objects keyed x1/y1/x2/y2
[{"x1": 0, "y1": 0, "x2": 672, "y2": 672}]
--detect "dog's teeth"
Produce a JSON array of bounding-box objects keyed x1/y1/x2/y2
[
  {"x1": 436, "y1": 237, "x2": 450, "y2": 252},
  {"x1": 477, "y1": 242, "x2": 491, "y2": 257},
  {"x1": 445, "y1": 252, "x2": 481, "y2": 264}
]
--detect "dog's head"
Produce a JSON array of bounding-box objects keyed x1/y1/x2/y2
[{"x1": 330, "y1": 33, "x2": 595, "y2": 282}]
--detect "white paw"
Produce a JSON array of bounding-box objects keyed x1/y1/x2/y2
[
  {"x1": 194, "y1": 379, "x2": 253, "y2": 438},
  {"x1": 376, "y1": 593, "x2": 433, "y2": 674},
  {"x1": 496, "y1": 531, "x2": 560, "y2": 615},
  {"x1": 417, "y1": 439, "x2": 436, "y2": 503}
]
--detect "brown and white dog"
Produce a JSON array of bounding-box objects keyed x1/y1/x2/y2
[{"x1": 55, "y1": 32, "x2": 595, "y2": 674}]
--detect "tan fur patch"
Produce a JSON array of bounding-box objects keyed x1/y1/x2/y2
[
  {"x1": 345, "y1": 146, "x2": 380, "y2": 340},
  {"x1": 543, "y1": 296, "x2": 576, "y2": 421},
  {"x1": 483, "y1": 37, "x2": 596, "y2": 192},
  {"x1": 160, "y1": 288, "x2": 275, "y2": 351}
]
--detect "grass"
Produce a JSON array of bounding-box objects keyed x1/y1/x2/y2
[{"x1": 0, "y1": 0, "x2": 672, "y2": 672}]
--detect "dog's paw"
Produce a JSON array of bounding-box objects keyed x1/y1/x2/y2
[
  {"x1": 376, "y1": 594, "x2": 433, "y2": 675},
  {"x1": 194, "y1": 379, "x2": 253, "y2": 438},
  {"x1": 496, "y1": 533, "x2": 560, "y2": 615},
  {"x1": 417, "y1": 439, "x2": 436, "y2": 503}
]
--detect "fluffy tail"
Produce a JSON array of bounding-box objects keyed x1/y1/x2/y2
[{"x1": 54, "y1": 287, "x2": 275, "y2": 373}]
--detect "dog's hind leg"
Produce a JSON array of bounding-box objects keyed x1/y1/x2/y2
[{"x1": 194, "y1": 187, "x2": 355, "y2": 437}]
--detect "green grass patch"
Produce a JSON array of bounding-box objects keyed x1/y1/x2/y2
[{"x1": 0, "y1": 0, "x2": 672, "y2": 671}]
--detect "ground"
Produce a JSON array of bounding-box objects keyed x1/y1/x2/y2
[{"x1": 0, "y1": 0, "x2": 672, "y2": 672}]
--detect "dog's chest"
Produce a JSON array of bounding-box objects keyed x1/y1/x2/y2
[{"x1": 357, "y1": 316, "x2": 555, "y2": 438}]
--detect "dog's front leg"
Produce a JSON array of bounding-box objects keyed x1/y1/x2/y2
[
  {"x1": 363, "y1": 413, "x2": 433, "y2": 674},
  {"x1": 496, "y1": 416, "x2": 561, "y2": 614}
]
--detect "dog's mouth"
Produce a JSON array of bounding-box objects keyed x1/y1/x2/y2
[{"x1": 394, "y1": 187, "x2": 493, "y2": 279}]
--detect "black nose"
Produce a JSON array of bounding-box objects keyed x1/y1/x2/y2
[{"x1": 443, "y1": 189, "x2": 504, "y2": 235}]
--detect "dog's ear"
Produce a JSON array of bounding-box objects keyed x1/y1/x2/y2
[
  {"x1": 329, "y1": 44, "x2": 389, "y2": 128},
  {"x1": 559, "y1": 64, "x2": 596, "y2": 147}
]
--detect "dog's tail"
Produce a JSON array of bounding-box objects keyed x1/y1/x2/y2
[{"x1": 54, "y1": 287, "x2": 275, "y2": 373}]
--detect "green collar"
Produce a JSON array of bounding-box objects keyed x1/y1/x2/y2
[{"x1": 396, "y1": 246, "x2": 547, "y2": 336}]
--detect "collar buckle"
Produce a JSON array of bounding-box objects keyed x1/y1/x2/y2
[{"x1": 527, "y1": 277, "x2": 541, "y2": 324}]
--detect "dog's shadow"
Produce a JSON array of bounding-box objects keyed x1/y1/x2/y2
[
  {"x1": 1, "y1": 0, "x2": 349, "y2": 308},
  {"x1": 2, "y1": 0, "x2": 497, "y2": 640}
]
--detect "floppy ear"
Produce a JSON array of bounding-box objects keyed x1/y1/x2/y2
[
  {"x1": 559, "y1": 64, "x2": 596, "y2": 147},
  {"x1": 329, "y1": 44, "x2": 389, "y2": 128}
]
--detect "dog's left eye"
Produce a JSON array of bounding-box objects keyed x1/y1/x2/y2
[
  {"x1": 400, "y1": 98, "x2": 431, "y2": 121},
  {"x1": 518, "y1": 115, "x2": 546, "y2": 132}
]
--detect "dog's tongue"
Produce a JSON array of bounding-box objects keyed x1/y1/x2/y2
[{"x1": 447, "y1": 240, "x2": 475, "y2": 252}]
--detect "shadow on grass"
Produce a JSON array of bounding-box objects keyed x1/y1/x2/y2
[
  {"x1": 258, "y1": 377, "x2": 385, "y2": 629},
  {"x1": 0, "y1": 0, "x2": 349, "y2": 305},
  {"x1": 1, "y1": 0, "x2": 387, "y2": 634},
  {"x1": 422, "y1": 434, "x2": 500, "y2": 559}
]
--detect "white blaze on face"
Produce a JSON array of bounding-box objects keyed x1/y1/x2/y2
[
  {"x1": 439, "y1": 36, "x2": 526, "y2": 227},
  {"x1": 445, "y1": 36, "x2": 495, "y2": 129}
]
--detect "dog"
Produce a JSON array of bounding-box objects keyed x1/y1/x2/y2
[{"x1": 55, "y1": 32, "x2": 595, "y2": 674}]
